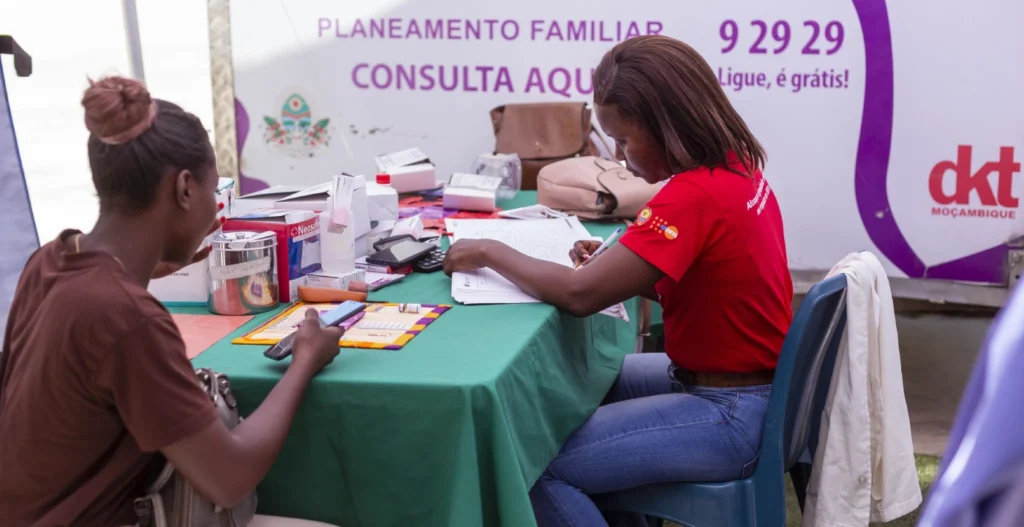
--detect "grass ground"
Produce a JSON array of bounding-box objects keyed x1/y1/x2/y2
[{"x1": 665, "y1": 454, "x2": 940, "y2": 527}]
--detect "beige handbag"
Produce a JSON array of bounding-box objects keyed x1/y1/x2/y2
[
  {"x1": 134, "y1": 369, "x2": 257, "y2": 527},
  {"x1": 490, "y1": 102, "x2": 608, "y2": 190},
  {"x1": 537, "y1": 156, "x2": 660, "y2": 221}
]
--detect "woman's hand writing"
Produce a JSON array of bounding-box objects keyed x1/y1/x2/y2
[{"x1": 569, "y1": 239, "x2": 602, "y2": 267}]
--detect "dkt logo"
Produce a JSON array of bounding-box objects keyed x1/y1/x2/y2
[{"x1": 929, "y1": 146, "x2": 1020, "y2": 207}]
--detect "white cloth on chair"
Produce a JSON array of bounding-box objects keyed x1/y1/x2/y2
[
  {"x1": 249, "y1": 514, "x2": 340, "y2": 527},
  {"x1": 802, "y1": 252, "x2": 922, "y2": 527}
]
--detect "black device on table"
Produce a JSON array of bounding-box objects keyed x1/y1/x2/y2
[
  {"x1": 412, "y1": 246, "x2": 445, "y2": 273},
  {"x1": 263, "y1": 300, "x2": 366, "y2": 361},
  {"x1": 369, "y1": 234, "x2": 445, "y2": 272}
]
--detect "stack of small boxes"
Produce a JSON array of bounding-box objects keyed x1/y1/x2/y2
[{"x1": 149, "y1": 166, "x2": 409, "y2": 308}]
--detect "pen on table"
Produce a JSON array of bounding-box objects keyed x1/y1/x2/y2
[{"x1": 574, "y1": 227, "x2": 623, "y2": 269}]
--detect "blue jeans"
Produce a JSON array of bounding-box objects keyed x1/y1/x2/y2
[{"x1": 529, "y1": 353, "x2": 771, "y2": 527}]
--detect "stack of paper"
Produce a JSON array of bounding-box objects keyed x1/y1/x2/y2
[{"x1": 445, "y1": 217, "x2": 629, "y2": 321}]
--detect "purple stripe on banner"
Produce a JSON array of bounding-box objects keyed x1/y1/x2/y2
[
  {"x1": 234, "y1": 98, "x2": 270, "y2": 195},
  {"x1": 383, "y1": 345, "x2": 402, "y2": 350},
  {"x1": 853, "y1": 0, "x2": 1006, "y2": 284},
  {"x1": 925, "y1": 245, "x2": 1007, "y2": 283},
  {"x1": 852, "y1": 0, "x2": 923, "y2": 278},
  {"x1": 407, "y1": 330, "x2": 421, "y2": 335},
  {"x1": 416, "y1": 318, "x2": 433, "y2": 325}
]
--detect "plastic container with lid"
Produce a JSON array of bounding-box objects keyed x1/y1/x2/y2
[{"x1": 207, "y1": 230, "x2": 279, "y2": 315}]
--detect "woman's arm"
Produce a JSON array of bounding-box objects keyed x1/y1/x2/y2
[{"x1": 445, "y1": 239, "x2": 662, "y2": 317}]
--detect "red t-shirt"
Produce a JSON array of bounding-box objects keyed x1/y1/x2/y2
[{"x1": 620, "y1": 161, "x2": 793, "y2": 373}]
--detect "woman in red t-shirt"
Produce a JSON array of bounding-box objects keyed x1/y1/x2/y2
[{"x1": 444, "y1": 35, "x2": 793, "y2": 526}]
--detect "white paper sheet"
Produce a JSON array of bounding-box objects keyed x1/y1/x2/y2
[{"x1": 446, "y1": 218, "x2": 629, "y2": 320}]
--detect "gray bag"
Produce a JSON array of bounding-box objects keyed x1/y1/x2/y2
[{"x1": 134, "y1": 368, "x2": 258, "y2": 527}]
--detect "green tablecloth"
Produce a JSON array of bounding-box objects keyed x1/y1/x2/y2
[{"x1": 179, "y1": 210, "x2": 638, "y2": 526}]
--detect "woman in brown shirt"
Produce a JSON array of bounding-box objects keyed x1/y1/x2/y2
[{"x1": 0, "y1": 77, "x2": 342, "y2": 526}]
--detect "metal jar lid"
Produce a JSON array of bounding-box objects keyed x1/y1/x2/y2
[{"x1": 210, "y1": 230, "x2": 277, "y2": 251}]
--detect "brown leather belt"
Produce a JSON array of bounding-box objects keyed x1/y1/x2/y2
[{"x1": 671, "y1": 367, "x2": 775, "y2": 388}]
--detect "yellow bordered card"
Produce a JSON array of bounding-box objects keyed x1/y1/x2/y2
[{"x1": 232, "y1": 302, "x2": 450, "y2": 350}]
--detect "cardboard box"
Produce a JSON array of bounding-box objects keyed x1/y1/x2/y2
[
  {"x1": 148, "y1": 177, "x2": 236, "y2": 305},
  {"x1": 276, "y1": 177, "x2": 370, "y2": 238},
  {"x1": 305, "y1": 269, "x2": 366, "y2": 290},
  {"x1": 223, "y1": 209, "x2": 321, "y2": 303},
  {"x1": 233, "y1": 185, "x2": 301, "y2": 216}
]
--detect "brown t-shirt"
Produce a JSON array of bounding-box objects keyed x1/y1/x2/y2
[{"x1": 0, "y1": 231, "x2": 218, "y2": 527}]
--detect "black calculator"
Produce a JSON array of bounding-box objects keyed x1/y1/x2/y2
[{"x1": 413, "y1": 247, "x2": 445, "y2": 273}]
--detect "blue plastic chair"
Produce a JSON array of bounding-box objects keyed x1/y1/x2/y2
[{"x1": 594, "y1": 274, "x2": 849, "y2": 527}]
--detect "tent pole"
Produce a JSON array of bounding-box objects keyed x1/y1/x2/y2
[{"x1": 121, "y1": 0, "x2": 146, "y2": 83}]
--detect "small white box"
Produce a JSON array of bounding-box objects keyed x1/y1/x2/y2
[
  {"x1": 392, "y1": 215, "x2": 425, "y2": 240},
  {"x1": 375, "y1": 147, "x2": 439, "y2": 193},
  {"x1": 148, "y1": 261, "x2": 209, "y2": 305},
  {"x1": 305, "y1": 269, "x2": 366, "y2": 290},
  {"x1": 232, "y1": 185, "x2": 301, "y2": 217},
  {"x1": 386, "y1": 163, "x2": 438, "y2": 193},
  {"x1": 366, "y1": 182, "x2": 399, "y2": 223},
  {"x1": 443, "y1": 187, "x2": 497, "y2": 212}
]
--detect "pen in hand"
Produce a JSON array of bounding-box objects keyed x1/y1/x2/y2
[{"x1": 574, "y1": 227, "x2": 623, "y2": 270}]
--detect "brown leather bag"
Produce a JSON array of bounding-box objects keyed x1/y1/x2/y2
[
  {"x1": 490, "y1": 102, "x2": 608, "y2": 190},
  {"x1": 537, "y1": 156, "x2": 660, "y2": 221}
]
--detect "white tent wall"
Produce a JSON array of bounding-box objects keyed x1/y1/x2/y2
[
  {"x1": 1, "y1": 1, "x2": 215, "y2": 244},
  {"x1": 0, "y1": 2, "x2": 215, "y2": 343},
  {"x1": 0, "y1": 42, "x2": 38, "y2": 345}
]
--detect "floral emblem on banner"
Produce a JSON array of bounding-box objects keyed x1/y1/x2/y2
[{"x1": 262, "y1": 92, "x2": 332, "y2": 157}]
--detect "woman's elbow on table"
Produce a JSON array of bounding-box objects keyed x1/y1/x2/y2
[
  {"x1": 562, "y1": 282, "x2": 603, "y2": 318},
  {"x1": 561, "y1": 272, "x2": 628, "y2": 318}
]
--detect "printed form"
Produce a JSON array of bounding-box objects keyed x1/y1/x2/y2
[{"x1": 446, "y1": 217, "x2": 629, "y2": 321}]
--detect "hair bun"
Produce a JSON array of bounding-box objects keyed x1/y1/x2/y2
[{"x1": 82, "y1": 76, "x2": 156, "y2": 143}]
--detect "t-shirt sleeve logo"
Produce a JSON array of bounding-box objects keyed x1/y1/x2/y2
[
  {"x1": 636, "y1": 206, "x2": 652, "y2": 226},
  {"x1": 636, "y1": 206, "x2": 678, "y2": 240}
]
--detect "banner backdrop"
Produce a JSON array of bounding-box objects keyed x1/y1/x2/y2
[
  {"x1": 230, "y1": 0, "x2": 1024, "y2": 284},
  {"x1": 0, "y1": 49, "x2": 38, "y2": 342}
]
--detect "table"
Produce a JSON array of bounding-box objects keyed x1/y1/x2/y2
[{"x1": 177, "y1": 207, "x2": 639, "y2": 526}]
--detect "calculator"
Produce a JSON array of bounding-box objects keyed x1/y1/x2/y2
[{"x1": 413, "y1": 247, "x2": 445, "y2": 273}]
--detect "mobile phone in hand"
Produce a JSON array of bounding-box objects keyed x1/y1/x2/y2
[{"x1": 263, "y1": 301, "x2": 366, "y2": 361}]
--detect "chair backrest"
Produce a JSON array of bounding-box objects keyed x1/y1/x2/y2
[{"x1": 757, "y1": 274, "x2": 848, "y2": 472}]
